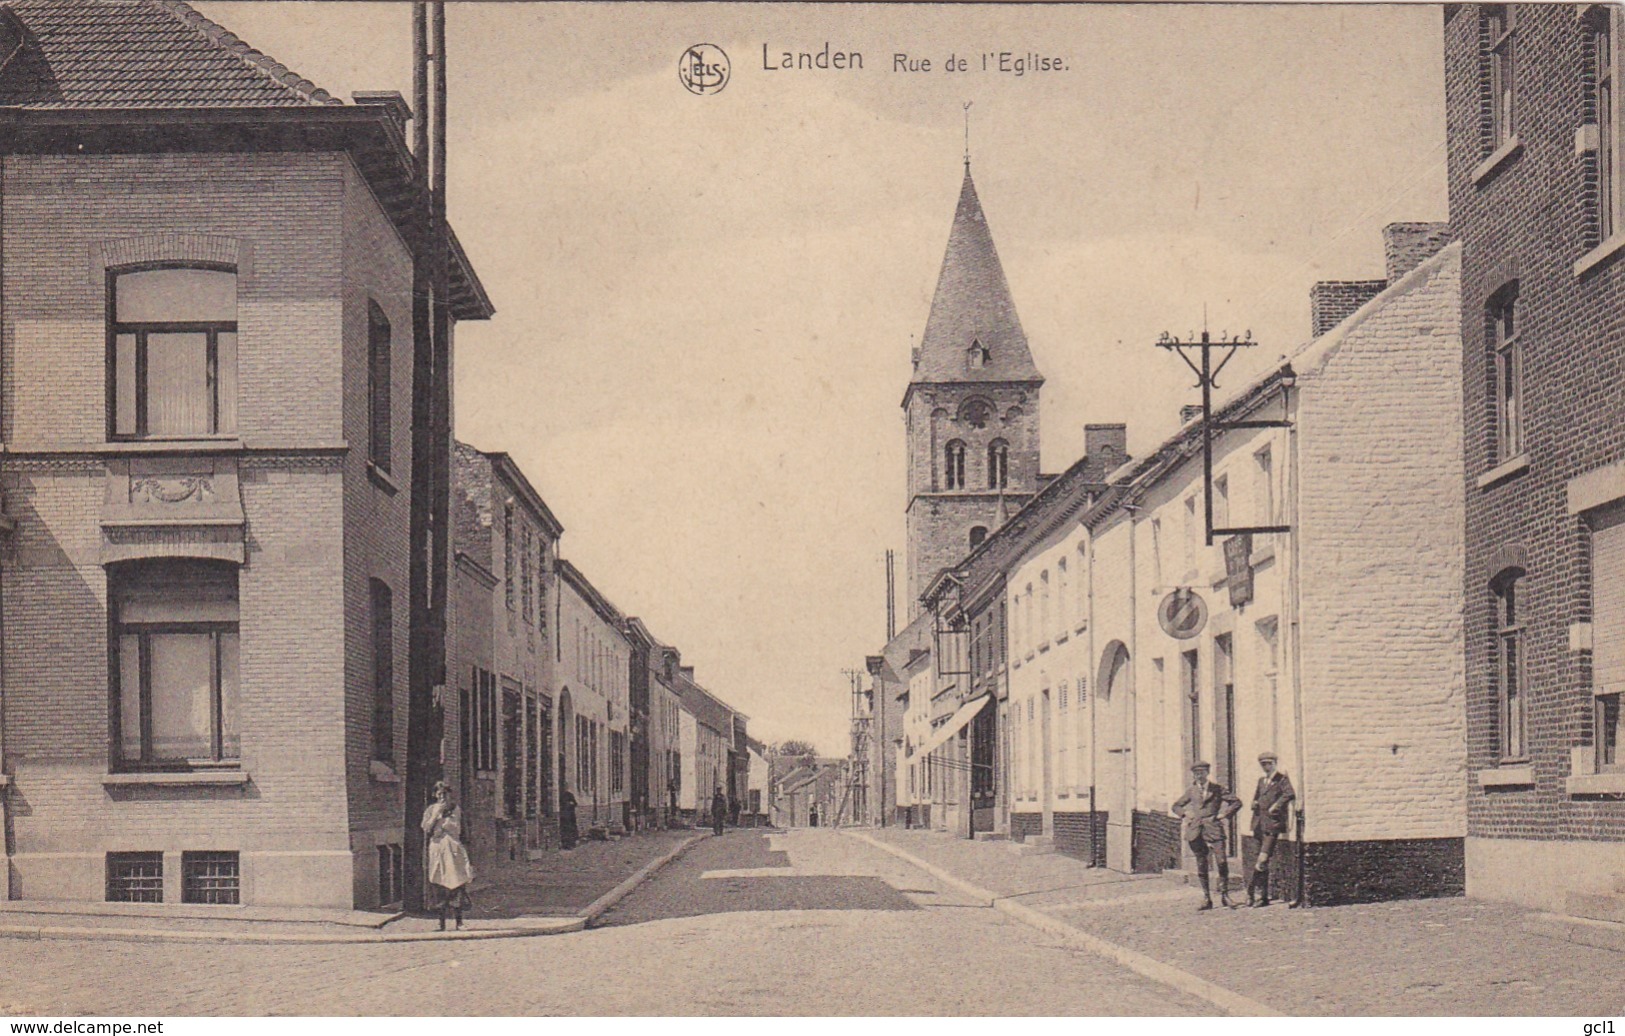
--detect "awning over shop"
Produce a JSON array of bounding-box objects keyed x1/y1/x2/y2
[{"x1": 916, "y1": 694, "x2": 989, "y2": 757}]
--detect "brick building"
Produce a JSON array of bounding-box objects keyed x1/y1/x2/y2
[
  {"x1": 1080, "y1": 231, "x2": 1465, "y2": 903},
  {"x1": 447, "y1": 444, "x2": 561, "y2": 872},
  {"x1": 0, "y1": 1, "x2": 491, "y2": 910},
  {"x1": 1444, "y1": 4, "x2": 1625, "y2": 911}
]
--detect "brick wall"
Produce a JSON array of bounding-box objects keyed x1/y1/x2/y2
[
  {"x1": 339, "y1": 162, "x2": 417, "y2": 905},
  {"x1": 1297, "y1": 244, "x2": 1467, "y2": 844},
  {"x1": 1446, "y1": 4, "x2": 1625, "y2": 862},
  {"x1": 0, "y1": 151, "x2": 360, "y2": 908}
]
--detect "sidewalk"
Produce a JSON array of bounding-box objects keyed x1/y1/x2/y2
[
  {"x1": 855, "y1": 827, "x2": 1622, "y2": 1016},
  {"x1": 0, "y1": 829, "x2": 704, "y2": 945}
]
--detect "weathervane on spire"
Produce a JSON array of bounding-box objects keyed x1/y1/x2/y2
[{"x1": 963, "y1": 101, "x2": 973, "y2": 170}]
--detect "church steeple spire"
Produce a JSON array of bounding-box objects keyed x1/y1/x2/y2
[{"x1": 909, "y1": 165, "x2": 1044, "y2": 389}]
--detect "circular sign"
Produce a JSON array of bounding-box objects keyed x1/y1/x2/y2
[
  {"x1": 1158, "y1": 588, "x2": 1208, "y2": 640},
  {"x1": 678, "y1": 44, "x2": 730, "y2": 96}
]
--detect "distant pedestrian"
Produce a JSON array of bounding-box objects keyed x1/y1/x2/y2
[
  {"x1": 559, "y1": 785, "x2": 579, "y2": 850},
  {"x1": 729, "y1": 796, "x2": 741, "y2": 827},
  {"x1": 421, "y1": 780, "x2": 473, "y2": 931},
  {"x1": 1247, "y1": 751, "x2": 1296, "y2": 907},
  {"x1": 1171, "y1": 761, "x2": 1242, "y2": 911},
  {"x1": 711, "y1": 787, "x2": 727, "y2": 836}
]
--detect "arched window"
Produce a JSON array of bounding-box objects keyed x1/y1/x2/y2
[
  {"x1": 945, "y1": 440, "x2": 967, "y2": 489},
  {"x1": 1492, "y1": 567, "x2": 1527, "y2": 761},
  {"x1": 969, "y1": 525, "x2": 988, "y2": 550},
  {"x1": 109, "y1": 265, "x2": 238, "y2": 439},
  {"x1": 988, "y1": 439, "x2": 1010, "y2": 489}
]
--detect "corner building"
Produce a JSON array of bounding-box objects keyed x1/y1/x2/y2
[
  {"x1": 1444, "y1": 3, "x2": 1625, "y2": 912},
  {"x1": 0, "y1": 1, "x2": 490, "y2": 910}
]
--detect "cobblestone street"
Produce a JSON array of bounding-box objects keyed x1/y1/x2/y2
[{"x1": 0, "y1": 830, "x2": 1206, "y2": 1016}]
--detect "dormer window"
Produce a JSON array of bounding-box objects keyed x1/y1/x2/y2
[{"x1": 967, "y1": 339, "x2": 991, "y2": 370}]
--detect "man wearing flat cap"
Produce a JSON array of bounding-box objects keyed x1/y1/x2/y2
[
  {"x1": 1171, "y1": 761, "x2": 1242, "y2": 910},
  {"x1": 1248, "y1": 751, "x2": 1296, "y2": 907}
]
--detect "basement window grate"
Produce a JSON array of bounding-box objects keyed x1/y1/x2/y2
[
  {"x1": 106, "y1": 851, "x2": 164, "y2": 903},
  {"x1": 181, "y1": 851, "x2": 240, "y2": 905}
]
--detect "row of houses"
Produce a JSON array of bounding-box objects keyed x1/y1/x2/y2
[
  {"x1": 0, "y1": 0, "x2": 766, "y2": 914},
  {"x1": 863, "y1": 4, "x2": 1623, "y2": 918}
]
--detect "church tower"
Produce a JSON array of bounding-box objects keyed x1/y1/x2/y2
[{"x1": 904, "y1": 163, "x2": 1044, "y2": 609}]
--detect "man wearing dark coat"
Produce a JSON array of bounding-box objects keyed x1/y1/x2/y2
[
  {"x1": 559, "y1": 786, "x2": 579, "y2": 850},
  {"x1": 711, "y1": 787, "x2": 728, "y2": 836},
  {"x1": 1248, "y1": 751, "x2": 1296, "y2": 907},
  {"x1": 1171, "y1": 760, "x2": 1243, "y2": 910}
]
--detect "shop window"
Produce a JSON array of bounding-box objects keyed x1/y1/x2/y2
[
  {"x1": 181, "y1": 851, "x2": 240, "y2": 905},
  {"x1": 109, "y1": 266, "x2": 237, "y2": 439},
  {"x1": 106, "y1": 852, "x2": 164, "y2": 903},
  {"x1": 1493, "y1": 568, "x2": 1528, "y2": 762},
  {"x1": 112, "y1": 559, "x2": 240, "y2": 769}
]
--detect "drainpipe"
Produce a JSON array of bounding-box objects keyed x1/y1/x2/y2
[
  {"x1": 1283, "y1": 379, "x2": 1310, "y2": 907},
  {"x1": 1085, "y1": 524, "x2": 1098, "y2": 866},
  {"x1": 1124, "y1": 503, "x2": 1140, "y2": 873}
]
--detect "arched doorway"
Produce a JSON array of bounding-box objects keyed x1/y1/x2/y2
[{"x1": 1097, "y1": 641, "x2": 1135, "y2": 872}]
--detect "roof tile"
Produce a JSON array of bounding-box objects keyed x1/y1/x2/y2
[{"x1": 0, "y1": 0, "x2": 339, "y2": 108}]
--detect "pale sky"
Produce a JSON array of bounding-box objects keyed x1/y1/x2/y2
[{"x1": 199, "y1": 2, "x2": 1448, "y2": 755}]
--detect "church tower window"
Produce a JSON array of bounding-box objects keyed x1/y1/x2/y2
[
  {"x1": 988, "y1": 439, "x2": 1009, "y2": 489},
  {"x1": 945, "y1": 440, "x2": 967, "y2": 490}
]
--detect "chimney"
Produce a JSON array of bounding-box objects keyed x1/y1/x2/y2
[
  {"x1": 352, "y1": 90, "x2": 412, "y2": 136},
  {"x1": 1309, "y1": 279, "x2": 1387, "y2": 338},
  {"x1": 1085, "y1": 423, "x2": 1127, "y2": 467},
  {"x1": 1180, "y1": 404, "x2": 1204, "y2": 426},
  {"x1": 1383, "y1": 222, "x2": 1453, "y2": 282}
]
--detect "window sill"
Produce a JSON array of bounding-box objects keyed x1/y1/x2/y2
[
  {"x1": 370, "y1": 760, "x2": 401, "y2": 783},
  {"x1": 1472, "y1": 136, "x2": 1523, "y2": 187},
  {"x1": 1478, "y1": 764, "x2": 1534, "y2": 789},
  {"x1": 1574, "y1": 231, "x2": 1625, "y2": 279},
  {"x1": 1567, "y1": 772, "x2": 1625, "y2": 796},
  {"x1": 1475, "y1": 453, "x2": 1529, "y2": 490},
  {"x1": 98, "y1": 438, "x2": 245, "y2": 455},
  {"x1": 1055, "y1": 631, "x2": 1069, "y2": 646},
  {"x1": 103, "y1": 770, "x2": 249, "y2": 787},
  {"x1": 1037, "y1": 641, "x2": 1051, "y2": 654},
  {"x1": 366, "y1": 462, "x2": 400, "y2": 496}
]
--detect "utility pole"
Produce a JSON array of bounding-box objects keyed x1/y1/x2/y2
[
  {"x1": 403, "y1": 1, "x2": 452, "y2": 912},
  {"x1": 1155, "y1": 329, "x2": 1293, "y2": 546}
]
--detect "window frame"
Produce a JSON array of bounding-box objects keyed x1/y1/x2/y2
[
  {"x1": 1598, "y1": 9, "x2": 1624, "y2": 243},
  {"x1": 1489, "y1": 287, "x2": 1524, "y2": 464},
  {"x1": 1493, "y1": 569, "x2": 1529, "y2": 764},
  {"x1": 106, "y1": 263, "x2": 238, "y2": 442},
  {"x1": 367, "y1": 299, "x2": 393, "y2": 473},
  {"x1": 110, "y1": 562, "x2": 241, "y2": 771},
  {"x1": 1486, "y1": 5, "x2": 1516, "y2": 151},
  {"x1": 945, "y1": 439, "x2": 968, "y2": 490}
]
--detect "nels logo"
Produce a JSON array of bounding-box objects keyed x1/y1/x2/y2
[{"x1": 679, "y1": 44, "x2": 730, "y2": 95}]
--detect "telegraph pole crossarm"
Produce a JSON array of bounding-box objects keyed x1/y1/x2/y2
[{"x1": 1153, "y1": 329, "x2": 1295, "y2": 546}]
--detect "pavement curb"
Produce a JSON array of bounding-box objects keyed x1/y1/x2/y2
[
  {"x1": 579, "y1": 831, "x2": 710, "y2": 924},
  {"x1": 844, "y1": 830, "x2": 1282, "y2": 1018},
  {"x1": 0, "y1": 833, "x2": 711, "y2": 946}
]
